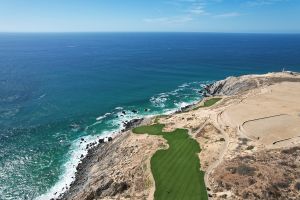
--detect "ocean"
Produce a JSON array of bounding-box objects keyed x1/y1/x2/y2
[{"x1": 0, "y1": 33, "x2": 300, "y2": 199}]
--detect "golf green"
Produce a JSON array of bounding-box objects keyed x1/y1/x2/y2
[
  {"x1": 193, "y1": 98, "x2": 222, "y2": 110},
  {"x1": 133, "y1": 124, "x2": 208, "y2": 200}
]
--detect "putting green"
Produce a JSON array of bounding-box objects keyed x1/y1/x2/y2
[
  {"x1": 133, "y1": 124, "x2": 208, "y2": 200},
  {"x1": 193, "y1": 98, "x2": 222, "y2": 110}
]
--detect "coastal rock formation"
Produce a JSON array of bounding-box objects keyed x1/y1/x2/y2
[
  {"x1": 122, "y1": 118, "x2": 143, "y2": 132},
  {"x1": 204, "y1": 71, "x2": 300, "y2": 96}
]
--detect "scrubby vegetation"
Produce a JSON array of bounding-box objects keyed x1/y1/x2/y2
[
  {"x1": 133, "y1": 124, "x2": 208, "y2": 200},
  {"x1": 193, "y1": 98, "x2": 222, "y2": 110},
  {"x1": 246, "y1": 145, "x2": 254, "y2": 150}
]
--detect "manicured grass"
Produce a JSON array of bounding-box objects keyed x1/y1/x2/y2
[
  {"x1": 193, "y1": 98, "x2": 222, "y2": 110},
  {"x1": 133, "y1": 124, "x2": 208, "y2": 200}
]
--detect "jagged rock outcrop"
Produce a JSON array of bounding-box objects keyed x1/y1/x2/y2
[{"x1": 204, "y1": 71, "x2": 300, "y2": 96}]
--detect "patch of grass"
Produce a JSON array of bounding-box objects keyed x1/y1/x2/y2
[
  {"x1": 193, "y1": 98, "x2": 222, "y2": 110},
  {"x1": 133, "y1": 124, "x2": 208, "y2": 200}
]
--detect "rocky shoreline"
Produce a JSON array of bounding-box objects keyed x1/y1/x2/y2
[
  {"x1": 55, "y1": 117, "x2": 146, "y2": 200},
  {"x1": 56, "y1": 71, "x2": 300, "y2": 200}
]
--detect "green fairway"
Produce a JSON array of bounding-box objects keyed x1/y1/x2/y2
[
  {"x1": 193, "y1": 98, "x2": 222, "y2": 110},
  {"x1": 133, "y1": 124, "x2": 208, "y2": 200}
]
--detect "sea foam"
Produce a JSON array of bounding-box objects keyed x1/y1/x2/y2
[{"x1": 37, "y1": 81, "x2": 206, "y2": 200}]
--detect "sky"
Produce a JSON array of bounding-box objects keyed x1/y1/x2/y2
[{"x1": 0, "y1": 0, "x2": 299, "y2": 33}]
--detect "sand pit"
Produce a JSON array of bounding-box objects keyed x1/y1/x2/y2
[
  {"x1": 224, "y1": 82, "x2": 300, "y2": 147},
  {"x1": 243, "y1": 114, "x2": 300, "y2": 145}
]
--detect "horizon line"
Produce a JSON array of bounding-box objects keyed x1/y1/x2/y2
[{"x1": 0, "y1": 31, "x2": 300, "y2": 34}]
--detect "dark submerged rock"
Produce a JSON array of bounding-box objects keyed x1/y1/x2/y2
[{"x1": 99, "y1": 138, "x2": 104, "y2": 143}]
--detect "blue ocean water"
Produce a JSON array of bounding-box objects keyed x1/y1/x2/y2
[{"x1": 0, "y1": 33, "x2": 300, "y2": 199}]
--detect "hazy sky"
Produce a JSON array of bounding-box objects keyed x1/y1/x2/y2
[{"x1": 0, "y1": 0, "x2": 299, "y2": 33}]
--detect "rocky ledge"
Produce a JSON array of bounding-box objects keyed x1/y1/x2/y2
[{"x1": 204, "y1": 71, "x2": 300, "y2": 96}]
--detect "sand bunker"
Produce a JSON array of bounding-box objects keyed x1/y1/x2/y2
[
  {"x1": 243, "y1": 114, "x2": 300, "y2": 145},
  {"x1": 224, "y1": 82, "x2": 300, "y2": 147}
]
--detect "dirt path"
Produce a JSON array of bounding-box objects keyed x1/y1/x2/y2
[{"x1": 203, "y1": 112, "x2": 230, "y2": 193}]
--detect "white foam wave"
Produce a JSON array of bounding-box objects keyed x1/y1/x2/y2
[
  {"x1": 179, "y1": 83, "x2": 189, "y2": 88},
  {"x1": 174, "y1": 102, "x2": 190, "y2": 108},
  {"x1": 150, "y1": 95, "x2": 168, "y2": 108},
  {"x1": 38, "y1": 80, "x2": 207, "y2": 200},
  {"x1": 38, "y1": 94, "x2": 46, "y2": 100},
  {"x1": 36, "y1": 130, "x2": 113, "y2": 200},
  {"x1": 96, "y1": 112, "x2": 111, "y2": 121}
]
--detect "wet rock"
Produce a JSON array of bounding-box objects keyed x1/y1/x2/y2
[
  {"x1": 122, "y1": 118, "x2": 143, "y2": 131},
  {"x1": 99, "y1": 138, "x2": 104, "y2": 143}
]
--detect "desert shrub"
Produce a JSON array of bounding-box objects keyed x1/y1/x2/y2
[
  {"x1": 274, "y1": 180, "x2": 290, "y2": 189},
  {"x1": 239, "y1": 138, "x2": 249, "y2": 145},
  {"x1": 279, "y1": 161, "x2": 288, "y2": 166},
  {"x1": 237, "y1": 155, "x2": 255, "y2": 162},
  {"x1": 225, "y1": 167, "x2": 237, "y2": 174},
  {"x1": 295, "y1": 182, "x2": 300, "y2": 191},
  {"x1": 242, "y1": 192, "x2": 250, "y2": 199},
  {"x1": 225, "y1": 183, "x2": 232, "y2": 190},
  {"x1": 290, "y1": 164, "x2": 297, "y2": 168},
  {"x1": 236, "y1": 165, "x2": 256, "y2": 176},
  {"x1": 263, "y1": 185, "x2": 281, "y2": 199},
  {"x1": 281, "y1": 146, "x2": 300, "y2": 154},
  {"x1": 248, "y1": 178, "x2": 256, "y2": 185},
  {"x1": 246, "y1": 145, "x2": 254, "y2": 150}
]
